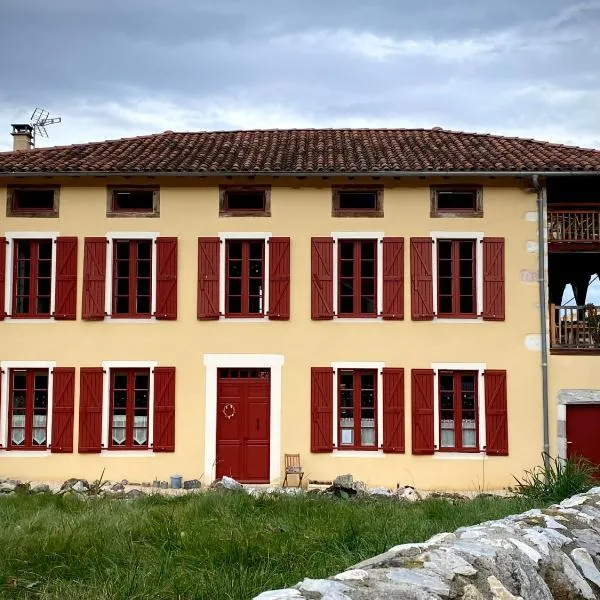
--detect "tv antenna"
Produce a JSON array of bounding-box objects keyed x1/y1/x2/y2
[{"x1": 30, "y1": 108, "x2": 62, "y2": 145}]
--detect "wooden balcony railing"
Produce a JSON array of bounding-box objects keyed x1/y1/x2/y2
[
  {"x1": 550, "y1": 304, "x2": 600, "y2": 350},
  {"x1": 548, "y1": 209, "x2": 600, "y2": 243}
]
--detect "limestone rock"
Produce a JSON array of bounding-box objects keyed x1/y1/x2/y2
[
  {"x1": 333, "y1": 474, "x2": 353, "y2": 489},
  {"x1": 571, "y1": 547, "x2": 600, "y2": 588},
  {"x1": 423, "y1": 548, "x2": 478, "y2": 578},
  {"x1": 60, "y1": 478, "x2": 89, "y2": 492},
  {"x1": 334, "y1": 569, "x2": 369, "y2": 581},
  {"x1": 0, "y1": 481, "x2": 16, "y2": 493},
  {"x1": 210, "y1": 476, "x2": 244, "y2": 491},
  {"x1": 508, "y1": 538, "x2": 542, "y2": 565},
  {"x1": 30, "y1": 483, "x2": 51, "y2": 494},
  {"x1": 461, "y1": 584, "x2": 485, "y2": 600},
  {"x1": 125, "y1": 489, "x2": 146, "y2": 500},
  {"x1": 254, "y1": 591, "x2": 302, "y2": 600},
  {"x1": 560, "y1": 554, "x2": 596, "y2": 599},
  {"x1": 396, "y1": 486, "x2": 422, "y2": 502},
  {"x1": 369, "y1": 487, "x2": 392, "y2": 497},
  {"x1": 387, "y1": 569, "x2": 451, "y2": 597},
  {"x1": 487, "y1": 576, "x2": 522, "y2": 600},
  {"x1": 252, "y1": 488, "x2": 600, "y2": 600},
  {"x1": 297, "y1": 578, "x2": 351, "y2": 595}
]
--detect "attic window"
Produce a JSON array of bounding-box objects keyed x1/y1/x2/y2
[
  {"x1": 431, "y1": 186, "x2": 483, "y2": 217},
  {"x1": 220, "y1": 186, "x2": 271, "y2": 217},
  {"x1": 107, "y1": 187, "x2": 159, "y2": 217},
  {"x1": 332, "y1": 186, "x2": 383, "y2": 217},
  {"x1": 7, "y1": 186, "x2": 59, "y2": 217}
]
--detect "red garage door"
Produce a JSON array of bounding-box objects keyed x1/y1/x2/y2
[
  {"x1": 216, "y1": 368, "x2": 270, "y2": 483},
  {"x1": 566, "y1": 404, "x2": 600, "y2": 473}
]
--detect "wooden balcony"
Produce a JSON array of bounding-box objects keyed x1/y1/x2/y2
[
  {"x1": 550, "y1": 304, "x2": 600, "y2": 353},
  {"x1": 548, "y1": 208, "x2": 600, "y2": 244}
]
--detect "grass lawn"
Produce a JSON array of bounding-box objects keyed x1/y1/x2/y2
[{"x1": 0, "y1": 491, "x2": 540, "y2": 600}]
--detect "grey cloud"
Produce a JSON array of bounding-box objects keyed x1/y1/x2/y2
[{"x1": 0, "y1": 0, "x2": 599, "y2": 150}]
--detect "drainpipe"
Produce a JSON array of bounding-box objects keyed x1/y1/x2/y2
[{"x1": 533, "y1": 174, "x2": 551, "y2": 468}]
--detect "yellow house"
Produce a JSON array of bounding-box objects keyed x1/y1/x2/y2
[{"x1": 0, "y1": 125, "x2": 599, "y2": 491}]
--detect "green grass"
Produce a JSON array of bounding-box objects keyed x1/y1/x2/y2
[
  {"x1": 0, "y1": 492, "x2": 540, "y2": 600},
  {"x1": 511, "y1": 453, "x2": 597, "y2": 504}
]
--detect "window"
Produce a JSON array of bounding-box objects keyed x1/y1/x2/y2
[
  {"x1": 107, "y1": 187, "x2": 159, "y2": 217},
  {"x1": 220, "y1": 186, "x2": 271, "y2": 216},
  {"x1": 431, "y1": 186, "x2": 482, "y2": 217},
  {"x1": 225, "y1": 239, "x2": 265, "y2": 317},
  {"x1": 112, "y1": 239, "x2": 153, "y2": 317},
  {"x1": 439, "y1": 371, "x2": 478, "y2": 452},
  {"x1": 109, "y1": 369, "x2": 150, "y2": 449},
  {"x1": 8, "y1": 369, "x2": 49, "y2": 449},
  {"x1": 12, "y1": 239, "x2": 53, "y2": 318},
  {"x1": 338, "y1": 239, "x2": 377, "y2": 317},
  {"x1": 437, "y1": 239, "x2": 476, "y2": 317},
  {"x1": 338, "y1": 369, "x2": 377, "y2": 450},
  {"x1": 7, "y1": 186, "x2": 59, "y2": 217},
  {"x1": 332, "y1": 187, "x2": 383, "y2": 217}
]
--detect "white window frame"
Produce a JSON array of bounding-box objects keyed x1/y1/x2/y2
[
  {"x1": 331, "y1": 231, "x2": 384, "y2": 322},
  {"x1": 105, "y1": 232, "x2": 159, "y2": 323},
  {"x1": 218, "y1": 232, "x2": 272, "y2": 321},
  {"x1": 430, "y1": 231, "x2": 484, "y2": 323},
  {"x1": 203, "y1": 353, "x2": 284, "y2": 482},
  {"x1": 100, "y1": 360, "x2": 157, "y2": 456},
  {"x1": 431, "y1": 362, "x2": 487, "y2": 459},
  {"x1": 331, "y1": 361, "x2": 385, "y2": 457},
  {"x1": 0, "y1": 360, "x2": 56, "y2": 456},
  {"x1": 3, "y1": 231, "x2": 59, "y2": 323}
]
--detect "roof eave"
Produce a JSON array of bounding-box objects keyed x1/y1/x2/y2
[{"x1": 1, "y1": 169, "x2": 600, "y2": 178}]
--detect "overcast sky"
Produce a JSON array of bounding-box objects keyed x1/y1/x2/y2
[{"x1": 1, "y1": 1, "x2": 599, "y2": 151}]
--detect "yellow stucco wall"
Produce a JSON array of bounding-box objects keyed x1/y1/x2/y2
[{"x1": 0, "y1": 176, "x2": 547, "y2": 490}]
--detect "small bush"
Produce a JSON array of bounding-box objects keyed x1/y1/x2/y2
[{"x1": 512, "y1": 452, "x2": 597, "y2": 503}]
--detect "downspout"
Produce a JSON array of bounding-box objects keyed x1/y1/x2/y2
[{"x1": 533, "y1": 174, "x2": 550, "y2": 468}]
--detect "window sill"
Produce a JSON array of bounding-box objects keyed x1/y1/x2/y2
[
  {"x1": 0, "y1": 450, "x2": 50, "y2": 457},
  {"x1": 105, "y1": 317, "x2": 157, "y2": 324},
  {"x1": 3, "y1": 318, "x2": 56, "y2": 324},
  {"x1": 433, "y1": 452, "x2": 487, "y2": 460},
  {"x1": 219, "y1": 316, "x2": 267, "y2": 322},
  {"x1": 333, "y1": 317, "x2": 384, "y2": 323},
  {"x1": 333, "y1": 450, "x2": 385, "y2": 458},
  {"x1": 434, "y1": 318, "x2": 484, "y2": 324},
  {"x1": 100, "y1": 450, "x2": 155, "y2": 457}
]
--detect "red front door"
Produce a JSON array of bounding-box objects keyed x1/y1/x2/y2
[
  {"x1": 216, "y1": 368, "x2": 270, "y2": 483},
  {"x1": 566, "y1": 404, "x2": 600, "y2": 475}
]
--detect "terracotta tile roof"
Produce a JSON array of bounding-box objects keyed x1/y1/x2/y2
[{"x1": 1, "y1": 128, "x2": 600, "y2": 175}]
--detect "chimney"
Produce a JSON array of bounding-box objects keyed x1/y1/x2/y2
[{"x1": 11, "y1": 124, "x2": 34, "y2": 151}]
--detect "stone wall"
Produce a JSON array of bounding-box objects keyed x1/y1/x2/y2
[{"x1": 254, "y1": 487, "x2": 600, "y2": 599}]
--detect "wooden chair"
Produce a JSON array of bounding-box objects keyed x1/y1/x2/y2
[{"x1": 282, "y1": 454, "x2": 304, "y2": 488}]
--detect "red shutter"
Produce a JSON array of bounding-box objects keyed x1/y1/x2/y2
[
  {"x1": 78, "y1": 367, "x2": 103, "y2": 453},
  {"x1": 155, "y1": 237, "x2": 178, "y2": 320},
  {"x1": 197, "y1": 237, "x2": 220, "y2": 320},
  {"x1": 410, "y1": 238, "x2": 434, "y2": 320},
  {"x1": 411, "y1": 369, "x2": 435, "y2": 454},
  {"x1": 82, "y1": 238, "x2": 107, "y2": 320},
  {"x1": 54, "y1": 237, "x2": 78, "y2": 320},
  {"x1": 382, "y1": 368, "x2": 405, "y2": 453},
  {"x1": 0, "y1": 237, "x2": 6, "y2": 320},
  {"x1": 311, "y1": 238, "x2": 334, "y2": 320},
  {"x1": 311, "y1": 367, "x2": 333, "y2": 452},
  {"x1": 483, "y1": 238, "x2": 505, "y2": 321},
  {"x1": 484, "y1": 370, "x2": 508, "y2": 456},
  {"x1": 382, "y1": 237, "x2": 404, "y2": 320},
  {"x1": 153, "y1": 367, "x2": 176, "y2": 452},
  {"x1": 51, "y1": 367, "x2": 75, "y2": 453},
  {"x1": 268, "y1": 237, "x2": 290, "y2": 320}
]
